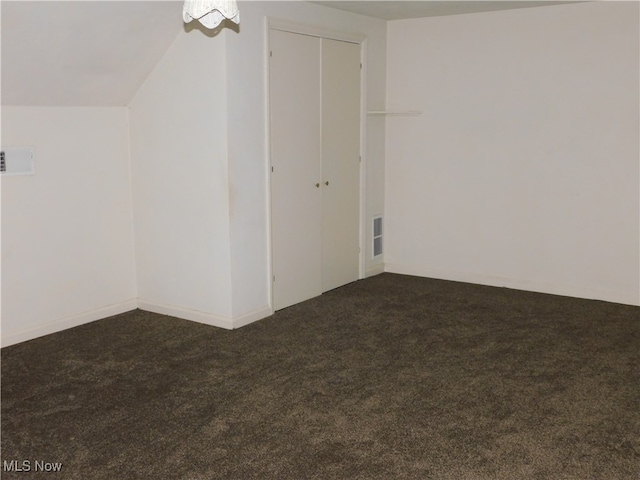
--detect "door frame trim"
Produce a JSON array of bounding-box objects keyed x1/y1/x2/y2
[
  {"x1": 265, "y1": 17, "x2": 367, "y2": 312},
  {"x1": 267, "y1": 18, "x2": 366, "y2": 44}
]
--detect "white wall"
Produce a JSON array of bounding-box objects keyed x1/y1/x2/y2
[
  {"x1": 385, "y1": 2, "x2": 640, "y2": 305},
  {"x1": 1, "y1": 107, "x2": 137, "y2": 346},
  {"x1": 225, "y1": 1, "x2": 388, "y2": 321},
  {"x1": 128, "y1": 1, "x2": 387, "y2": 327},
  {"x1": 128, "y1": 24, "x2": 234, "y2": 326},
  {"x1": 0, "y1": 1, "x2": 387, "y2": 345},
  {"x1": 0, "y1": 2, "x2": 387, "y2": 345}
]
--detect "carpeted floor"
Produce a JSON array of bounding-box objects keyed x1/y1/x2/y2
[{"x1": 2, "y1": 273, "x2": 639, "y2": 479}]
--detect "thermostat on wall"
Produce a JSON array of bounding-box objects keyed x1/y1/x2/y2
[{"x1": 0, "y1": 147, "x2": 35, "y2": 176}]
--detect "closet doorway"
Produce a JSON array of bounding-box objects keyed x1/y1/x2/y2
[{"x1": 269, "y1": 26, "x2": 362, "y2": 311}]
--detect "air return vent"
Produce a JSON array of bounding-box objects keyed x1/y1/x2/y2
[
  {"x1": 373, "y1": 215, "x2": 383, "y2": 258},
  {"x1": 0, "y1": 147, "x2": 35, "y2": 176}
]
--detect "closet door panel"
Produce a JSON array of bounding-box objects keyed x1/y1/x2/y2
[
  {"x1": 269, "y1": 30, "x2": 322, "y2": 310},
  {"x1": 321, "y1": 38, "x2": 361, "y2": 292}
]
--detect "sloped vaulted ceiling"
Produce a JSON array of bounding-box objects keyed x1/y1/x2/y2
[
  {"x1": 1, "y1": 1, "x2": 183, "y2": 107},
  {"x1": 1, "y1": 1, "x2": 583, "y2": 107}
]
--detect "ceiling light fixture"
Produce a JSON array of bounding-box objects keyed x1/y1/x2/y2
[{"x1": 183, "y1": 0, "x2": 239, "y2": 29}]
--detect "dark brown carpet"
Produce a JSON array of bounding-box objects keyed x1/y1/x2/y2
[{"x1": 2, "y1": 273, "x2": 639, "y2": 479}]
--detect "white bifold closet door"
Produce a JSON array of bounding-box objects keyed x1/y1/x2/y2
[{"x1": 270, "y1": 29, "x2": 361, "y2": 311}]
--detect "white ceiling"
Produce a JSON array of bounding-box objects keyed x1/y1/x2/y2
[
  {"x1": 1, "y1": 1, "x2": 582, "y2": 107},
  {"x1": 1, "y1": 1, "x2": 183, "y2": 106},
  {"x1": 311, "y1": 1, "x2": 581, "y2": 20}
]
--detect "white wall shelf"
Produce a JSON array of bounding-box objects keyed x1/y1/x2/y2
[{"x1": 367, "y1": 110, "x2": 422, "y2": 116}]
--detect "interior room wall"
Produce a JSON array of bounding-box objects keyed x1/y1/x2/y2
[
  {"x1": 385, "y1": 2, "x2": 640, "y2": 305},
  {"x1": 1, "y1": 107, "x2": 137, "y2": 346},
  {"x1": 224, "y1": 1, "x2": 388, "y2": 321},
  {"x1": 128, "y1": 24, "x2": 234, "y2": 326},
  {"x1": 127, "y1": 1, "x2": 387, "y2": 328}
]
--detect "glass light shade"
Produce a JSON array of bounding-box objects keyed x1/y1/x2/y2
[{"x1": 183, "y1": 0, "x2": 239, "y2": 29}]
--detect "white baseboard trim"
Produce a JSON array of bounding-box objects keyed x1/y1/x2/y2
[
  {"x1": 1, "y1": 299, "x2": 138, "y2": 348},
  {"x1": 384, "y1": 263, "x2": 640, "y2": 306},
  {"x1": 365, "y1": 263, "x2": 385, "y2": 278},
  {"x1": 136, "y1": 300, "x2": 273, "y2": 331},
  {"x1": 137, "y1": 299, "x2": 235, "y2": 330},
  {"x1": 231, "y1": 305, "x2": 273, "y2": 329},
  {"x1": 2, "y1": 299, "x2": 273, "y2": 348}
]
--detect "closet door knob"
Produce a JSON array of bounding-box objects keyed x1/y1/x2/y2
[
  {"x1": 325, "y1": 181, "x2": 329, "y2": 186},
  {"x1": 315, "y1": 183, "x2": 320, "y2": 188}
]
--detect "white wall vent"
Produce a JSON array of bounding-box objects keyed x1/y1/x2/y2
[
  {"x1": 0, "y1": 147, "x2": 35, "y2": 176},
  {"x1": 373, "y1": 215, "x2": 383, "y2": 258}
]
